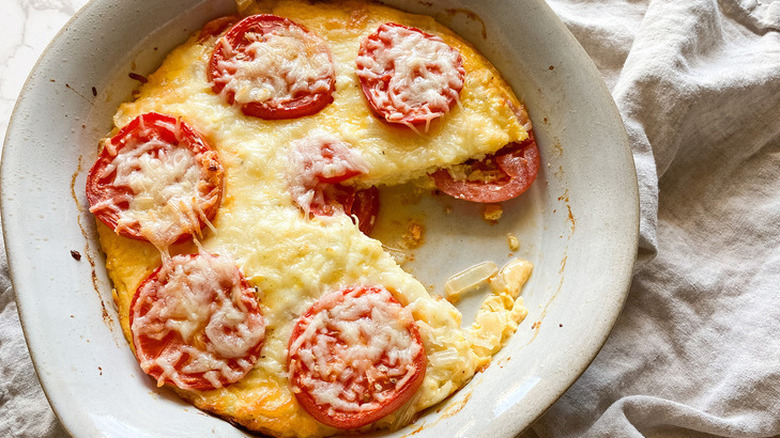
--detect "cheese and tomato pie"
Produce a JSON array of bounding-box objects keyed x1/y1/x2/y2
[
  {"x1": 86, "y1": 0, "x2": 539, "y2": 436},
  {"x1": 86, "y1": 112, "x2": 223, "y2": 251},
  {"x1": 130, "y1": 252, "x2": 266, "y2": 390},
  {"x1": 355, "y1": 22, "x2": 465, "y2": 130},
  {"x1": 208, "y1": 14, "x2": 337, "y2": 119},
  {"x1": 287, "y1": 285, "x2": 427, "y2": 429}
]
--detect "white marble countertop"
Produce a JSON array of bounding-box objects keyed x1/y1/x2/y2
[{"x1": 1, "y1": 0, "x2": 89, "y2": 143}]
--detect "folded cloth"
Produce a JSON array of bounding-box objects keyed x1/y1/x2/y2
[
  {"x1": 0, "y1": 231, "x2": 67, "y2": 437},
  {"x1": 526, "y1": 0, "x2": 780, "y2": 436},
  {"x1": 2, "y1": 0, "x2": 779, "y2": 437}
]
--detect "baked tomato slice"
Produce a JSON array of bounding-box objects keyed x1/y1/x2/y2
[
  {"x1": 288, "y1": 286, "x2": 426, "y2": 429},
  {"x1": 288, "y1": 134, "x2": 379, "y2": 234},
  {"x1": 197, "y1": 15, "x2": 240, "y2": 42},
  {"x1": 208, "y1": 14, "x2": 336, "y2": 119},
  {"x1": 130, "y1": 252, "x2": 265, "y2": 391},
  {"x1": 86, "y1": 112, "x2": 223, "y2": 248},
  {"x1": 430, "y1": 138, "x2": 540, "y2": 203},
  {"x1": 348, "y1": 186, "x2": 380, "y2": 235},
  {"x1": 356, "y1": 22, "x2": 465, "y2": 130},
  {"x1": 309, "y1": 185, "x2": 380, "y2": 235}
]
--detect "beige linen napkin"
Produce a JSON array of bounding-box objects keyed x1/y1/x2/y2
[{"x1": 527, "y1": 0, "x2": 780, "y2": 436}]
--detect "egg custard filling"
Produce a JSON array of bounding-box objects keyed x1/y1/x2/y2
[{"x1": 87, "y1": 1, "x2": 539, "y2": 436}]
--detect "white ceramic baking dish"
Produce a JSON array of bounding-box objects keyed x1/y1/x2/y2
[{"x1": 1, "y1": 0, "x2": 638, "y2": 436}]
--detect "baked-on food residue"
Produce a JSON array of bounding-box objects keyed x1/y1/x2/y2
[{"x1": 85, "y1": 1, "x2": 540, "y2": 436}]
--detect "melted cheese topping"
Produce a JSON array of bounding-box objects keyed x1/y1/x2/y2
[
  {"x1": 290, "y1": 287, "x2": 420, "y2": 414},
  {"x1": 131, "y1": 253, "x2": 265, "y2": 388},
  {"x1": 89, "y1": 130, "x2": 207, "y2": 250},
  {"x1": 287, "y1": 132, "x2": 369, "y2": 213},
  {"x1": 215, "y1": 23, "x2": 334, "y2": 105},
  {"x1": 356, "y1": 23, "x2": 464, "y2": 124},
  {"x1": 97, "y1": 1, "x2": 532, "y2": 436}
]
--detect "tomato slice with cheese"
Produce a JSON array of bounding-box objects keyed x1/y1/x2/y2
[
  {"x1": 208, "y1": 14, "x2": 336, "y2": 119},
  {"x1": 430, "y1": 138, "x2": 541, "y2": 203},
  {"x1": 86, "y1": 112, "x2": 223, "y2": 248},
  {"x1": 130, "y1": 252, "x2": 265, "y2": 391},
  {"x1": 356, "y1": 22, "x2": 465, "y2": 129},
  {"x1": 288, "y1": 286, "x2": 426, "y2": 429},
  {"x1": 288, "y1": 134, "x2": 379, "y2": 234}
]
